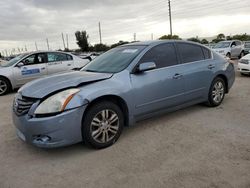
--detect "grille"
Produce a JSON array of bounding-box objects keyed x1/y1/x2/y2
[
  {"x1": 240, "y1": 59, "x2": 249, "y2": 64},
  {"x1": 14, "y1": 94, "x2": 37, "y2": 116}
]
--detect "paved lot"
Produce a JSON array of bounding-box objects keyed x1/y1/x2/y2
[{"x1": 0, "y1": 70, "x2": 250, "y2": 188}]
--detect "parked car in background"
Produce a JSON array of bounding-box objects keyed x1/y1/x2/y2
[
  {"x1": 0, "y1": 51, "x2": 89, "y2": 95},
  {"x1": 12, "y1": 40, "x2": 235, "y2": 149},
  {"x1": 243, "y1": 41, "x2": 250, "y2": 55},
  {"x1": 238, "y1": 53, "x2": 250, "y2": 75},
  {"x1": 213, "y1": 40, "x2": 244, "y2": 59}
]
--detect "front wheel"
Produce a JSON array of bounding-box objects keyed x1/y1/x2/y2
[
  {"x1": 82, "y1": 101, "x2": 124, "y2": 149},
  {"x1": 206, "y1": 77, "x2": 226, "y2": 107},
  {"x1": 0, "y1": 77, "x2": 10, "y2": 96}
]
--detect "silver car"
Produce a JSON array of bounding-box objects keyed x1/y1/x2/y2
[
  {"x1": 213, "y1": 40, "x2": 244, "y2": 59},
  {"x1": 0, "y1": 51, "x2": 89, "y2": 95},
  {"x1": 12, "y1": 40, "x2": 235, "y2": 149}
]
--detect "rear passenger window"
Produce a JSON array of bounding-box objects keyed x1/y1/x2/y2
[
  {"x1": 47, "y1": 53, "x2": 68, "y2": 62},
  {"x1": 202, "y1": 47, "x2": 211, "y2": 59},
  {"x1": 177, "y1": 43, "x2": 204, "y2": 63},
  {"x1": 139, "y1": 43, "x2": 178, "y2": 68}
]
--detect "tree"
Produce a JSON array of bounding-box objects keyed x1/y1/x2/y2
[
  {"x1": 159, "y1": 34, "x2": 181, "y2": 40},
  {"x1": 201, "y1": 39, "x2": 209, "y2": 44},
  {"x1": 217, "y1": 33, "x2": 225, "y2": 40},
  {"x1": 232, "y1": 33, "x2": 250, "y2": 41},
  {"x1": 111, "y1": 41, "x2": 129, "y2": 48},
  {"x1": 75, "y1": 30, "x2": 89, "y2": 51},
  {"x1": 93, "y1": 43, "x2": 110, "y2": 52},
  {"x1": 187, "y1": 37, "x2": 201, "y2": 43}
]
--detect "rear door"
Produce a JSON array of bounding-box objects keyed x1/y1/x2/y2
[
  {"x1": 13, "y1": 53, "x2": 47, "y2": 86},
  {"x1": 176, "y1": 42, "x2": 214, "y2": 101},
  {"x1": 47, "y1": 52, "x2": 73, "y2": 75},
  {"x1": 130, "y1": 43, "x2": 186, "y2": 117}
]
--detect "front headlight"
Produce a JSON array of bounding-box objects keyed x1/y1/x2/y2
[{"x1": 34, "y1": 88, "x2": 80, "y2": 115}]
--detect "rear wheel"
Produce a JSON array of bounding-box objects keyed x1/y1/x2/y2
[
  {"x1": 206, "y1": 77, "x2": 226, "y2": 107},
  {"x1": 82, "y1": 101, "x2": 124, "y2": 149},
  {"x1": 239, "y1": 51, "x2": 244, "y2": 59},
  {"x1": 0, "y1": 77, "x2": 10, "y2": 96}
]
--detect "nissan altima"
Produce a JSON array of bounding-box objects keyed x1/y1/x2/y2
[{"x1": 12, "y1": 40, "x2": 235, "y2": 149}]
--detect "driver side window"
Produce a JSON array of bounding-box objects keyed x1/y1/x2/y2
[
  {"x1": 23, "y1": 55, "x2": 36, "y2": 65},
  {"x1": 22, "y1": 53, "x2": 45, "y2": 65}
]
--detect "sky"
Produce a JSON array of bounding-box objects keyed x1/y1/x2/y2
[{"x1": 0, "y1": 0, "x2": 250, "y2": 54}]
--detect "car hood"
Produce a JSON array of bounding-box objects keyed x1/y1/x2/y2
[{"x1": 19, "y1": 71, "x2": 113, "y2": 99}]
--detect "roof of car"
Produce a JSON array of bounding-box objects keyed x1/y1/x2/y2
[{"x1": 123, "y1": 40, "x2": 208, "y2": 47}]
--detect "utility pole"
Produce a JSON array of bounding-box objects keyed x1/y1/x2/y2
[
  {"x1": 66, "y1": 34, "x2": 69, "y2": 49},
  {"x1": 134, "y1": 33, "x2": 136, "y2": 41},
  {"x1": 35, "y1": 42, "x2": 38, "y2": 51},
  {"x1": 46, "y1": 38, "x2": 50, "y2": 50},
  {"x1": 151, "y1": 33, "x2": 154, "y2": 40},
  {"x1": 61, "y1": 33, "x2": 66, "y2": 50},
  {"x1": 168, "y1": 0, "x2": 173, "y2": 36},
  {"x1": 98, "y1": 22, "x2": 102, "y2": 44}
]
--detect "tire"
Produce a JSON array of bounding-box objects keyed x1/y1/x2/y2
[
  {"x1": 206, "y1": 77, "x2": 226, "y2": 107},
  {"x1": 226, "y1": 53, "x2": 231, "y2": 59},
  {"x1": 239, "y1": 51, "x2": 244, "y2": 59},
  {"x1": 0, "y1": 77, "x2": 10, "y2": 96},
  {"x1": 82, "y1": 101, "x2": 124, "y2": 149}
]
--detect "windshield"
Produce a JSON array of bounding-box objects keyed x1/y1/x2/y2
[
  {"x1": 82, "y1": 45, "x2": 146, "y2": 73},
  {"x1": 244, "y1": 42, "x2": 250, "y2": 48},
  {"x1": 214, "y1": 42, "x2": 231, "y2": 48},
  {"x1": 1, "y1": 54, "x2": 27, "y2": 67}
]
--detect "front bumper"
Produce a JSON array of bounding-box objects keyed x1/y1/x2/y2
[
  {"x1": 238, "y1": 63, "x2": 250, "y2": 73},
  {"x1": 12, "y1": 106, "x2": 87, "y2": 148}
]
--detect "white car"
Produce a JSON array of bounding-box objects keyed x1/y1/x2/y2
[
  {"x1": 213, "y1": 40, "x2": 244, "y2": 59},
  {"x1": 238, "y1": 54, "x2": 250, "y2": 75},
  {"x1": 0, "y1": 51, "x2": 90, "y2": 95}
]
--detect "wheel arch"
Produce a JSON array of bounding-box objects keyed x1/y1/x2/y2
[
  {"x1": 0, "y1": 75, "x2": 13, "y2": 90},
  {"x1": 83, "y1": 95, "x2": 129, "y2": 127},
  {"x1": 215, "y1": 74, "x2": 228, "y2": 93}
]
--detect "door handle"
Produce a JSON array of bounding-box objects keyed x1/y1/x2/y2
[
  {"x1": 173, "y1": 73, "x2": 183, "y2": 79},
  {"x1": 67, "y1": 64, "x2": 72, "y2": 66},
  {"x1": 41, "y1": 67, "x2": 46, "y2": 70},
  {"x1": 208, "y1": 64, "x2": 215, "y2": 69}
]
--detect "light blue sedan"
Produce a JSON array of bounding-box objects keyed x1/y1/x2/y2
[{"x1": 12, "y1": 40, "x2": 235, "y2": 149}]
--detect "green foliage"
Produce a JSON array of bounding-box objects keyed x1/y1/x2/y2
[
  {"x1": 232, "y1": 33, "x2": 250, "y2": 41},
  {"x1": 75, "y1": 30, "x2": 89, "y2": 52},
  {"x1": 201, "y1": 39, "x2": 209, "y2": 44},
  {"x1": 217, "y1": 33, "x2": 225, "y2": 40},
  {"x1": 187, "y1": 37, "x2": 201, "y2": 43},
  {"x1": 159, "y1": 35, "x2": 181, "y2": 40},
  {"x1": 111, "y1": 41, "x2": 129, "y2": 48},
  {"x1": 93, "y1": 43, "x2": 110, "y2": 52}
]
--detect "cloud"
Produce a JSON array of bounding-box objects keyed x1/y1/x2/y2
[{"x1": 0, "y1": 0, "x2": 250, "y2": 52}]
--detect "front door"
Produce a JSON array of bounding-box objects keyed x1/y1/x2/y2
[
  {"x1": 13, "y1": 53, "x2": 47, "y2": 86},
  {"x1": 130, "y1": 43, "x2": 186, "y2": 117}
]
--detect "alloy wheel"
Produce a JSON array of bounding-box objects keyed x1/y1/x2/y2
[
  {"x1": 90, "y1": 109, "x2": 119, "y2": 144},
  {"x1": 0, "y1": 80, "x2": 7, "y2": 95},
  {"x1": 212, "y1": 81, "x2": 225, "y2": 103}
]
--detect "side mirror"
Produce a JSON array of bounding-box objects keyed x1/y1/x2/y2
[
  {"x1": 16, "y1": 62, "x2": 24, "y2": 68},
  {"x1": 231, "y1": 45, "x2": 236, "y2": 48},
  {"x1": 137, "y1": 62, "x2": 156, "y2": 73}
]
